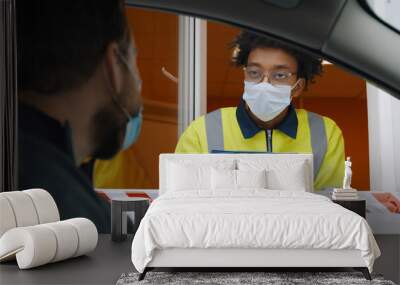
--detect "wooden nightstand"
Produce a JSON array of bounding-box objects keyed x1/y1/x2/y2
[{"x1": 332, "y1": 199, "x2": 366, "y2": 218}]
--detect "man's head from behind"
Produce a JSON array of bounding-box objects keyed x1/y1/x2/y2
[{"x1": 17, "y1": 0, "x2": 142, "y2": 162}]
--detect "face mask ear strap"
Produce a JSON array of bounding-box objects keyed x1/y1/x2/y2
[
  {"x1": 116, "y1": 49, "x2": 143, "y2": 93},
  {"x1": 102, "y1": 60, "x2": 132, "y2": 121},
  {"x1": 116, "y1": 50, "x2": 131, "y2": 72},
  {"x1": 113, "y1": 95, "x2": 132, "y2": 121},
  {"x1": 289, "y1": 79, "x2": 303, "y2": 101},
  {"x1": 290, "y1": 79, "x2": 301, "y2": 91}
]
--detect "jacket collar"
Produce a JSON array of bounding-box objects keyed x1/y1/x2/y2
[{"x1": 236, "y1": 99, "x2": 298, "y2": 139}]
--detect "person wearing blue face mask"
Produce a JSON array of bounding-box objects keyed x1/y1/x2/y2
[
  {"x1": 176, "y1": 31, "x2": 345, "y2": 191},
  {"x1": 90, "y1": 51, "x2": 151, "y2": 191},
  {"x1": 17, "y1": 0, "x2": 143, "y2": 233}
]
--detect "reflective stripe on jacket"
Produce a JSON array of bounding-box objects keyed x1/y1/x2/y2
[{"x1": 175, "y1": 107, "x2": 345, "y2": 190}]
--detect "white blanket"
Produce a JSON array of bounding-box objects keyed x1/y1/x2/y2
[{"x1": 131, "y1": 190, "x2": 380, "y2": 272}]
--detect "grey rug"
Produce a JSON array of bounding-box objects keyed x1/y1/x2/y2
[{"x1": 116, "y1": 272, "x2": 396, "y2": 285}]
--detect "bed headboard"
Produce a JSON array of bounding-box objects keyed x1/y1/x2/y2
[{"x1": 159, "y1": 153, "x2": 314, "y2": 195}]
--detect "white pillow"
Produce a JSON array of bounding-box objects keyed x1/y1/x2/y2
[
  {"x1": 167, "y1": 159, "x2": 236, "y2": 192},
  {"x1": 238, "y1": 159, "x2": 311, "y2": 191},
  {"x1": 211, "y1": 169, "x2": 267, "y2": 190},
  {"x1": 266, "y1": 162, "x2": 308, "y2": 191},
  {"x1": 236, "y1": 169, "x2": 267, "y2": 189},
  {"x1": 167, "y1": 162, "x2": 210, "y2": 191},
  {"x1": 211, "y1": 168, "x2": 237, "y2": 190}
]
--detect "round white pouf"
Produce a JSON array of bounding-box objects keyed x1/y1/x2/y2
[
  {"x1": 42, "y1": 221, "x2": 79, "y2": 262},
  {"x1": 0, "y1": 192, "x2": 39, "y2": 227},
  {"x1": 65, "y1": 218, "x2": 98, "y2": 257},
  {"x1": 0, "y1": 225, "x2": 57, "y2": 269},
  {"x1": 0, "y1": 196, "x2": 17, "y2": 237},
  {"x1": 24, "y1": 189, "x2": 60, "y2": 223},
  {"x1": 0, "y1": 218, "x2": 98, "y2": 269}
]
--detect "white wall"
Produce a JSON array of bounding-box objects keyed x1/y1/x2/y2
[
  {"x1": 367, "y1": 85, "x2": 400, "y2": 192},
  {"x1": 367, "y1": 0, "x2": 400, "y2": 192}
]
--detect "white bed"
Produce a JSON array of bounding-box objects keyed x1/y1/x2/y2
[{"x1": 131, "y1": 154, "x2": 380, "y2": 280}]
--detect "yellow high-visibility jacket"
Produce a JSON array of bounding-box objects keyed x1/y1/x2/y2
[
  {"x1": 93, "y1": 146, "x2": 152, "y2": 189},
  {"x1": 175, "y1": 102, "x2": 345, "y2": 190}
]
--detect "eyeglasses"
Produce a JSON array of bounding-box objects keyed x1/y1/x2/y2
[{"x1": 244, "y1": 67, "x2": 297, "y2": 85}]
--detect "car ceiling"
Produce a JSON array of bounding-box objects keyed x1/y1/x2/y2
[{"x1": 125, "y1": 0, "x2": 400, "y2": 99}]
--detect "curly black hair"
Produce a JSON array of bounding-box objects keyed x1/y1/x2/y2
[{"x1": 231, "y1": 31, "x2": 323, "y2": 87}]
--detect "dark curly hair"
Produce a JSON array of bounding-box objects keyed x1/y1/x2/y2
[{"x1": 231, "y1": 31, "x2": 323, "y2": 87}]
